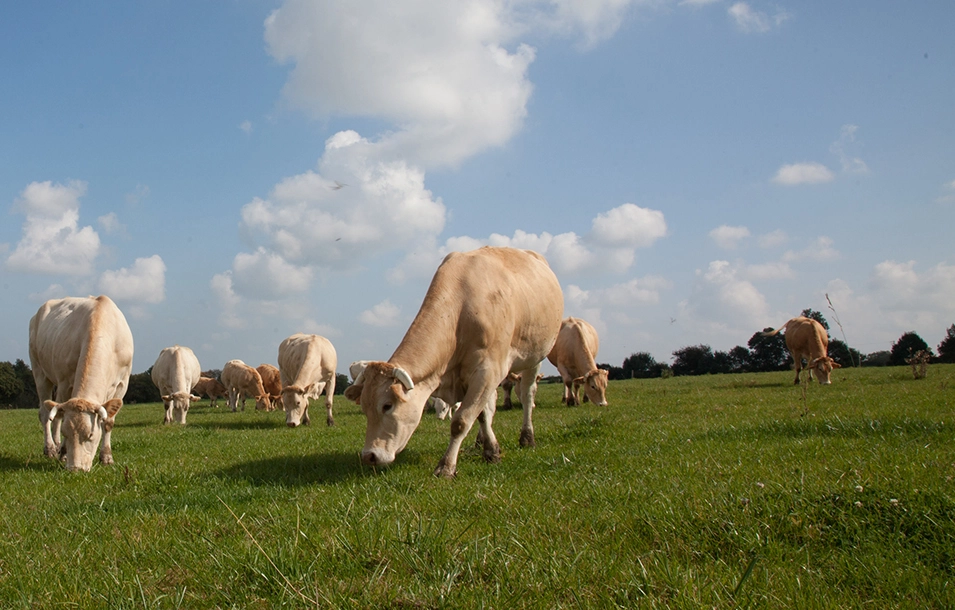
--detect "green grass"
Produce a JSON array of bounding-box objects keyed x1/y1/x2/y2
[{"x1": 1, "y1": 365, "x2": 953, "y2": 608}]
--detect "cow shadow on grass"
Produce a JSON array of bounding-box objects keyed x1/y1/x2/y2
[
  {"x1": 213, "y1": 448, "x2": 432, "y2": 487},
  {"x1": 0, "y1": 453, "x2": 63, "y2": 472}
]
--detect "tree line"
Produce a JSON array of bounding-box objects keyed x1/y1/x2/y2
[{"x1": 3, "y1": 313, "x2": 955, "y2": 407}]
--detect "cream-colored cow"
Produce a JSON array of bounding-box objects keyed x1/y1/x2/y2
[
  {"x1": 151, "y1": 345, "x2": 202, "y2": 425},
  {"x1": 763, "y1": 316, "x2": 841, "y2": 385},
  {"x1": 28, "y1": 295, "x2": 133, "y2": 471},
  {"x1": 345, "y1": 247, "x2": 563, "y2": 478},
  {"x1": 278, "y1": 334, "x2": 337, "y2": 427},
  {"x1": 221, "y1": 359, "x2": 271, "y2": 412},
  {"x1": 547, "y1": 317, "x2": 609, "y2": 407}
]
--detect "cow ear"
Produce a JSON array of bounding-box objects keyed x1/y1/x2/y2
[
  {"x1": 103, "y1": 398, "x2": 123, "y2": 418},
  {"x1": 190, "y1": 394, "x2": 202, "y2": 402},
  {"x1": 572, "y1": 376, "x2": 585, "y2": 385},
  {"x1": 344, "y1": 384, "x2": 362, "y2": 404},
  {"x1": 162, "y1": 394, "x2": 172, "y2": 402},
  {"x1": 831, "y1": 360, "x2": 842, "y2": 369}
]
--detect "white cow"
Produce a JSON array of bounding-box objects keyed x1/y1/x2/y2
[
  {"x1": 345, "y1": 247, "x2": 564, "y2": 478},
  {"x1": 547, "y1": 317, "x2": 609, "y2": 407},
  {"x1": 151, "y1": 345, "x2": 202, "y2": 424},
  {"x1": 28, "y1": 295, "x2": 133, "y2": 471},
  {"x1": 279, "y1": 333, "x2": 338, "y2": 427}
]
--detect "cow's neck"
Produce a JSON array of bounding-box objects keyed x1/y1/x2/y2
[
  {"x1": 388, "y1": 289, "x2": 458, "y2": 390},
  {"x1": 72, "y1": 326, "x2": 118, "y2": 402}
]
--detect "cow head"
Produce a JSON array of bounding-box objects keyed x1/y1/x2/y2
[
  {"x1": 344, "y1": 361, "x2": 423, "y2": 468},
  {"x1": 254, "y1": 394, "x2": 272, "y2": 411},
  {"x1": 810, "y1": 357, "x2": 841, "y2": 385},
  {"x1": 162, "y1": 392, "x2": 201, "y2": 424},
  {"x1": 282, "y1": 385, "x2": 315, "y2": 427},
  {"x1": 574, "y1": 368, "x2": 609, "y2": 406},
  {"x1": 47, "y1": 398, "x2": 122, "y2": 472}
]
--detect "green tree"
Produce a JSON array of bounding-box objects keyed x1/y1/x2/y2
[
  {"x1": 828, "y1": 339, "x2": 862, "y2": 368},
  {"x1": 0, "y1": 362, "x2": 25, "y2": 406},
  {"x1": 623, "y1": 352, "x2": 663, "y2": 378},
  {"x1": 727, "y1": 346, "x2": 751, "y2": 373},
  {"x1": 12, "y1": 359, "x2": 38, "y2": 409},
  {"x1": 671, "y1": 345, "x2": 715, "y2": 376},
  {"x1": 889, "y1": 332, "x2": 932, "y2": 366},
  {"x1": 747, "y1": 329, "x2": 790, "y2": 372},
  {"x1": 125, "y1": 368, "x2": 162, "y2": 404},
  {"x1": 937, "y1": 324, "x2": 955, "y2": 364},
  {"x1": 862, "y1": 351, "x2": 891, "y2": 367}
]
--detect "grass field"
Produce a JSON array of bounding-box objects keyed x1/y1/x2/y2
[{"x1": 0, "y1": 365, "x2": 953, "y2": 608}]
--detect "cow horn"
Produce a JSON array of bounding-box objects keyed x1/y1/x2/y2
[
  {"x1": 393, "y1": 367, "x2": 414, "y2": 390},
  {"x1": 352, "y1": 370, "x2": 365, "y2": 387},
  {"x1": 97, "y1": 406, "x2": 108, "y2": 421},
  {"x1": 48, "y1": 405, "x2": 59, "y2": 422}
]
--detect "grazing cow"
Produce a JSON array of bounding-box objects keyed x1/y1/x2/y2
[
  {"x1": 352, "y1": 359, "x2": 455, "y2": 420},
  {"x1": 221, "y1": 360, "x2": 271, "y2": 412},
  {"x1": 345, "y1": 246, "x2": 564, "y2": 478},
  {"x1": 547, "y1": 317, "x2": 609, "y2": 407},
  {"x1": 151, "y1": 345, "x2": 202, "y2": 424},
  {"x1": 193, "y1": 376, "x2": 228, "y2": 408},
  {"x1": 28, "y1": 295, "x2": 133, "y2": 471},
  {"x1": 278, "y1": 333, "x2": 337, "y2": 427},
  {"x1": 256, "y1": 363, "x2": 282, "y2": 412},
  {"x1": 763, "y1": 316, "x2": 841, "y2": 385}
]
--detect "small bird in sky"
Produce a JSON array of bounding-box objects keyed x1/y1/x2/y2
[{"x1": 330, "y1": 181, "x2": 347, "y2": 190}]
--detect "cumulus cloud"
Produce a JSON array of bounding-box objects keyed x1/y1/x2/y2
[
  {"x1": 210, "y1": 272, "x2": 245, "y2": 329},
  {"x1": 98, "y1": 212, "x2": 125, "y2": 235},
  {"x1": 566, "y1": 275, "x2": 672, "y2": 309},
  {"x1": 359, "y1": 300, "x2": 401, "y2": 327},
  {"x1": 783, "y1": 236, "x2": 839, "y2": 263},
  {"x1": 98, "y1": 255, "x2": 166, "y2": 304},
  {"x1": 590, "y1": 203, "x2": 668, "y2": 248},
  {"x1": 239, "y1": 120, "x2": 253, "y2": 134},
  {"x1": 728, "y1": 2, "x2": 790, "y2": 33},
  {"x1": 6, "y1": 180, "x2": 101, "y2": 275},
  {"x1": 771, "y1": 162, "x2": 834, "y2": 186},
  {"x1": 709, "y1": 225, "x2": 750, "y2": 249},
  {"x1": 757, "y1": 229, "x2": 788, "y2": 248},
  {"x1": 231, "y1": 247, "x2": 313, "y2": 298}
]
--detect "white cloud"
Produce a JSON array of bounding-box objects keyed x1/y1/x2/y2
[
  {"x1": 231, "y1": 247, "x2": 313, "y2": 298},
  {"x1": 6, "y1": 180, "x2": 101, "y2": 275},
  {"x1": 567, "y1": 275, "x2": 672, "y2": 309},
  {"x1": 210, "y1": 272, "x2": 245, "y2": 329},
  {"x1": 709, "y1": 225, "x2": 750, "y2": 249},
  {"x1": 125, "y1": 184, "x2": 150, "y2": 206},
  {"x1": 680, "y1": 0, "x2": 721, "y2": 6},
  {"x1": 757, "y1": 229, "x2": 788, "y2": 248},
  {"x1": 744, "y1": 261, "x2": 794, "y2": 280},
  {"x1": 728, "y1": 2, "x2": 790, "y2": 33},
  {"x1": 771, "y1": 162, "x2": 834, "y2": 186},
  {"x1": 935, "y1": 179, "x2": 955, "y2": 204},
  {"x1": 239, "y1": 120, "x2": 253, "y2": 134},
  {"x1": 590, "y1": 203, "x2": 668, "y2": 248},
  {"x1": 98, "y1": 212, "x2": 125, "y2": 235},
  {"x1": 830, "y1": 124, "x2": 868, "y2": 174},
  {"x1": 359, "y1": 299, "x2": 401, "y2": 327},
  {"x1": 98, "y1": 255, "x2": 166, "y2": 304},
  {"x1": 783, "y1": 236, "x2": 839, "y2": 263},
  {"x1": 677, "y1": 260, "x2": 779, "y2": 340}
]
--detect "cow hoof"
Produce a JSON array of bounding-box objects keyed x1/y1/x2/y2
[
  {"x1": 44, "y1": 444, "x2": 58, "y2": 459},
  {"x1": 519, "y1": 430, "x2": 536, "y2": 448},
  {"x1": 433, "y1": 464, "x2": 457, "y2": 478},
  {"x1": 483, "y1": 443, "x2": 501, "y2": 464},
  {"x1": 326, "y1": 418, "x2": 334, "y2": 427},
  {"x1": 100, "y1": 453, "x2": 114, "y2": 466}
]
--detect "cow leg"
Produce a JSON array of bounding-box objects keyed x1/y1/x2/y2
[
  {"x1": 99, "y1": 417, "x2": 115, "y2": 465},
  {"x1": 36, "y1": 378, "x2": 60, "y2": 458},
  {"x1": 518, "y1": 364, "x2": 542, "y2": 447},
  {"x1": 229, "y1": 388, "x2": 238, "y2": 412},
  {"x1": 478, "y1": 394, "x2": 501, "y2": 464},
  {"x1": 435, "y1": 382, "x2": 497, "y2": 478},
  {"x1": 325, "y1": 376, "x2": 336, "y2": 426},
  {"x1": 163, "y1": 401, "x2": 173, "y2": 425}
]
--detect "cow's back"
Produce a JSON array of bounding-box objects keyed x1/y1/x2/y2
[
  {"x1": 152, "y1": 346, "x2": 201, "y2": 395},
  {"x1": 29, "y1": 296, "x2": 133, "y2": 401},
  {"x1": 401, "y1": 247, "x2": 563, "y2": 382},
  {"x1": 257, "y1": 364, "x2": 282, "y2": 396},
  {"x1": 548, "y1": 317, "x2": 599, "y2": 374},
  {"x1": 785, "y1": 317, "x2": 828, "y2": 358},
  {"x1": 278, "y1": 333, "x2": 337, "y2": 388}
]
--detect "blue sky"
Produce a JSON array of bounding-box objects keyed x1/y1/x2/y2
[{"x1": 2, "y1": 1, "x2": 953, "y2": 376}]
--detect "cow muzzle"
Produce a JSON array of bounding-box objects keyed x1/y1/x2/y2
[{"x1": 361, "y1": 448, "x2": 395, "y2": 468}]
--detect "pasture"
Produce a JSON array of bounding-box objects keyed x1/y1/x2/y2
[{"x1": 0, "y1": 365, "x2": 953, "y2": 608}]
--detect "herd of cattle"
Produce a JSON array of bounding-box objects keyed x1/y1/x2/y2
[{"x1": 24, "y1": 246, "x2": 839, "y2": 475}]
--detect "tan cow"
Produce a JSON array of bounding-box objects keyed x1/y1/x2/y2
[
  {"x1": 28, "y1": 295, "x2": 133, "y2": 472},
  {"x1": 763, "y1": 316, "x2": 841, "y2": 385},
  {"x1": 256, "y1": 363, "x2": 282, "y2": 412},
  {"x1": 278, "y1": 333, "x2": 337, "y2": 427},
  {"x1": 498, "y1": 372, "x2": 543, "y2": 410},
  {"x1": 547, "y1": 317, "x2": 609, "y2": 407},
  {"x1": 193, "y1": 376, "x2": 228, "y2": 408},
  {"x1": 221, "y1": 359, "x2": 271, "y2": 412},
  {"x1": 345, "y1": 246, "x2": 564, "y2": 478},
  {"x1": 151, "y1": 345, "x2": 202, "y2": 424}
]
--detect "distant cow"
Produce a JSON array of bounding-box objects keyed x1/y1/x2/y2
[
  {"x1": 498, "y1": 372, "x2": 543, "y2": 410},
  {"x1": 256, "y1": 364, "x2": 282, "y2": 412},
  {"x1": 28, "y1": 295, "x2": 133, "y2": 471},
  {"x1": 547, "y1": 317, "x2": 609, "y2": 407},
  {"x1": 278, "y1": 333, "x2": 338, "y2": 427},
  {"x1": 763, "y1": 316, "x2": 841, "y2": 385},
  {"x1": 345, "y1": 246, "x2": 564, "y2": 478},
  {"x1": 193, "y1": 376, "x2": 228, "y2": 408},
  {"x1": 151, "y1": 345, "x2": 202, "y2": 424},
  {"x1": 221, "y1": 360, "x2": 271, "y2": 412}
]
